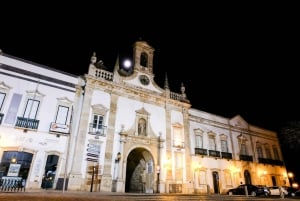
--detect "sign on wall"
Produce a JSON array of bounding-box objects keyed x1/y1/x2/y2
[{"x1": 7, "y1": 163, "x2": 21, "y2": 177}]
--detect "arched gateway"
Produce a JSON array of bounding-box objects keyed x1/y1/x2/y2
[{"x1": 125, "y1": 148, "x2": 154, "y2": 193}]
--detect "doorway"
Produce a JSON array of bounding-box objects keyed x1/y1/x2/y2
[
  {"x1": 212, "y1": 171, "x2": 219, "y2": 194},
  {"x1": 41, "y1": 154, "x2": 59, "y2": 189},
  {"x1": 125, "y1": 148, "x2": 154, "y2": 193},
  {"x1": 244, "y1": 170, "x2": 252, "y2": 184}
]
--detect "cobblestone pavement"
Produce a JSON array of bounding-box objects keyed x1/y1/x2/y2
[{"x1": 0, "y1": 190, "x2": 299, "y2": 201}]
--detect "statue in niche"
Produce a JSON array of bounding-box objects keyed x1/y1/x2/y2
[{"x1": 138, "y1": 118, "x2": 146, "y2": 136}]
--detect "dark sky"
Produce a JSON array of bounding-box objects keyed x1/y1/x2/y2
[{"x1": 1, "y1": 4, "x2": 299, "y2": 133}]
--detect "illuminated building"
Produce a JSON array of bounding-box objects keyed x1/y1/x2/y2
[{"x1": 0, "y1": 41, "x2": 289, "y2": 193}]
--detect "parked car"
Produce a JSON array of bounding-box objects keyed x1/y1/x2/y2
[
  {"x1": 269, "y1": 186, "x2": 288, "y2": 196},
  {"x1": 282, "y1": 186, "x2": 298, "y2": 197},
  {"x1": 227, "y1": 184, "x2": 270, "y2": 196},
  {"x1": 294, "y1": 189, "x2": 300, "y2": 197}
]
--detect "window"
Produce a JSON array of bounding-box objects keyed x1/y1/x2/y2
[
  {"x1": 194, "y1": 129, "x2": 203, "y2": 148},
  {"x1": 240, "y1": 143, "x2": 247, "y2": 155},
  {"x1": 140, "y1": 52, "x2": 148, "y2": 67},
  {"x1": 0, "y1": 92, "x2": 5, "y2": 111},
  {"x1": 55, "y1": 105, "x2": 69, "y2": 125},
  {"x1": 221, "y1": 139, "x2": 228, "y2": 152},
  {"x1": 173, "y1": 123, "x2": 183, "y2": 147},
  {"x1": 92, "y1": 114, "x2": 104, "y2": 131},
  {"x1": 0, "y1": 82, "x2": 11, "y2": 112},
  {"x1": 257, "y1": 144, "x2": 263, "y2": 158},
  {"x1": 208, "y1": 135, "x2": 216, "y2": 150},
  {"x1": 264, "y1": 144, "x2": 272, "y2": 159},
  {"x1": 23, "y1": 99, "x2": 40, "y2": 119},
  {"x1": 272, "y1": 145, "x2": 280, "y2": 160},
  {"x1": 195, "y1": 135, "x2": 203, "y2": 148},
  {"x1": 238, "y1": 135, "x2": 248, "y2": 155}
]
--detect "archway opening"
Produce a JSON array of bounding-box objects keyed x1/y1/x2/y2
[
  {"x1": 41, "y1": 154, "x2": 59, "y2": 189},
  {"x1": 125, "y1": 148, "x2": 154, "y2": 193}
]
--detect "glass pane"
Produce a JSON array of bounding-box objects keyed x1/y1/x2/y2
[
  {"x1": 0, "y1": 93, "x2": 5, "y2": 110},
  {"x1": 195, "y1": 135, "x2": 202, "y2": 148},
  {"x1": 24, "y1": 99, "x2": 39, "y2": 119},
  {"x1": 209, "y1": 136, "x2": 215, "y2": 150},
  {"x1": 56, "y1": 105, "x2": 69, "y2": 124},
  {"x1": 241, "y1": 144, "x2": 247, "y2": 155},
  {"x1": 221, "y1": 140, "x2": 228, "y2": 152}
]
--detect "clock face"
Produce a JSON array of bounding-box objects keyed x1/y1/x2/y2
[{"x1": 139, "y1": 75, "x2": 150, "y2": 85}]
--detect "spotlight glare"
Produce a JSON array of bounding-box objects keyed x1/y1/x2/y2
[{"x1": 123, "y1": 60, "x2": 131, "y2": 69}]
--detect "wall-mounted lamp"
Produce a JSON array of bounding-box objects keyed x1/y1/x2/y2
[
  {"x1": 115, "y1": 152, "x2": 121, "y2": 163},
  {"x1": 11, "y1": 156, "x2": 17, "y2": 163}
]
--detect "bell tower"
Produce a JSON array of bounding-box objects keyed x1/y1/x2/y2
[{"x1": 133, "y1": 40, "x2": 155, "y2": 75}]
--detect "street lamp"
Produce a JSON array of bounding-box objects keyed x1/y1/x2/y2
[
  {"x1": 156, "y1": 166, "x2": 160, "y2": 193},
  {"x1": 288, "y1": 172, "x2": 294, "y2": 187}
]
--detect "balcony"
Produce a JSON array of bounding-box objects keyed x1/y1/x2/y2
[
  {"x1": 88, "y1": 123, "x2": 107, "y2": 138},
  {"x1": 0, "y1": 113, "x2": 4, "y2": 124},
  {"x1": 195, "y1": 148, "x2": 208, "y2": 156},
  {"x1": 221, "y1": 152, "x2": 232, "y2": 160},
  {"x1": 239, "y1": 154, "x2": 253, "y2": 162},
  {"x1": 209, "y1": 150, "x2": 221, "y2": 158},
  {"x1": 258, "y1": 157, "x2": 284, "y2": 166},
  {"x1": 15, "y1": 117, "x2": 39, "y2": 130}
]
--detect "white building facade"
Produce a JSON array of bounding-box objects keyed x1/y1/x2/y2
[{"x1": 0, "y1": 41, "x2": 290, "y2": 194}]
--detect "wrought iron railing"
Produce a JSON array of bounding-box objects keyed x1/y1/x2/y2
[
  {"x1": 258, "y1": 157, "x2": 284, "y2": 166},
  {"x1": 239, "y1": 154, "x2": 253, "y2": 162},
  {"x1": 88, "y1": 123, "x2": 107, "y2": 137},
  {"x1": 0, "y1": 177, "x2": 25, "y2": 192},
  {"x1": 221, "y1": 152, "x2": 232, "y2": 160},
  {"x1": 15, "y1": 117, "x2": 39, "y2": 130},
  {"x1": 195, "y1": 148, "x2": 208, "y2": 156}
]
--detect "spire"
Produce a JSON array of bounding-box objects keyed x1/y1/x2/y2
[
  {"x1": 113, "y1": 54, "x2": 120, "y2": 74},
  {"x1": 164, "y1": 72, "x2": 169, "y2": 90}
]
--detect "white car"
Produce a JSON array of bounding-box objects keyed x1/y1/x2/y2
[{"x1": 269, "y1": 186, "x2": 288, "y2": 196}]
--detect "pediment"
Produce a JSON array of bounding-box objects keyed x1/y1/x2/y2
[
  {"x1": 26, "y1": 89, "x2": 45, "y2": 97},
  {"x1": 0, "y1": 81, "x2": 12, "y2": 91},
  {"x1": 123, "y1": 73, "x2": 163, "y2": 94},
  {"x1": 229, "y1": 115, "x2": 248, "y2": 129},
  {"x1": 92, "y1": 104, "x2": 109, "y2": 115},
  {"x1": 57, "y1": 97, "x2": 73, "y2": 104},
  {"x1": 135, "y1": 107, "x2": 150, "y2": 115}
]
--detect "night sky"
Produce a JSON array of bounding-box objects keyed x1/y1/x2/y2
[
  {"x1": 1, "y1": 3, "x2": 299, "y2": 181},
  {"x1": 2, "y1": 5, "x2": 299, "y2": 132}
]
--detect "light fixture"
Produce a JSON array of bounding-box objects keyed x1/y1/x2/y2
[
  {"x1": 115, "y1": 152, "x2": 121, "y2": 163},
  {"x1": 11, "y1": 156, "x2": 17, "y2": 163}
]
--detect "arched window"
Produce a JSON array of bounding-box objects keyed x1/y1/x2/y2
[{"x1": 140, "y1": 52, "x2": 148, "y2": 67}]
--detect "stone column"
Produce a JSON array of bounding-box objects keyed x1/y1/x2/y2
[
  {"x1": 100, "y1": 94, "x2": 118, "y2": 192},
  {"x1": 115, "y1": 129, "x2": 127, "y2": 192}
]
